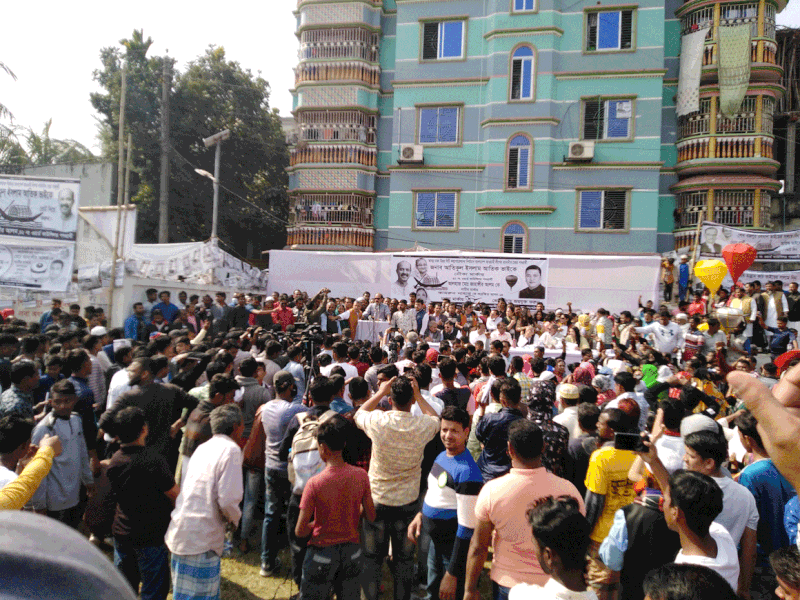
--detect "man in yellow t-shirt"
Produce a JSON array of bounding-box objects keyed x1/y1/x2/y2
[{"x1": 584, "y1": 407, "x2": 637, "y2": 600}]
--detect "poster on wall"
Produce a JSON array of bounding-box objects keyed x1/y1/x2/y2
[
  {"x1": 0, "y1": 242, "x2": 73, "y2": 291},
  {"x1": 0, "y1": 176, "x2": 80, "y2": 241},
  {"x1": 390, "y1": 254, "x2": 549, "y2": 306},
  {"x1": 698, "y1": 222, "x2": 800, "y2": 261}
]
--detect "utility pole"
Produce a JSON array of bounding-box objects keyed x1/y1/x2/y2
[
  {"x1": 159, "y1": 56, "x2": 171, "y2": 243},
  {"x1": 201, "y1": 129, "x2": 231, "y2": 245},
  {"x1": 109, "y1": 62, "x2": 127, "y2": 326}
]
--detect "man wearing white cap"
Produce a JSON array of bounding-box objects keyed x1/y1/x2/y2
[{"x1": 553, "y1": 384, "x2": 581, "y2": 441}]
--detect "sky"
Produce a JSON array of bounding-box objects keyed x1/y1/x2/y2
[
  {"x1": 1, "y1": 1, "x2": 298, "y2": 153},
  {"x1": 2, "y1": 2, "x2": 800, "y2": 155}
]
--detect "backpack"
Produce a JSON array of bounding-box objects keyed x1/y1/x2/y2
[{"x1": 288, "y1": 409, "x2": 337, "y2": 495}]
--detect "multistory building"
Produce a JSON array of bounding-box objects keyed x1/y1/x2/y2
[{"x1": 287, "y1": 0, "x2": 786, "y2": 254}]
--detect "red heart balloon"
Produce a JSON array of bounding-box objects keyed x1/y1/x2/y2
[{"x1": 721, "y1": 243, "x2": 757, "y2": 286}]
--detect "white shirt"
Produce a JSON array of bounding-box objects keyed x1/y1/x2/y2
[
  {"x1": 674, "y1": 522, "x2": 740, "y2": 591},
  {"x1": 510, "y1": 578, "x2": 599, "y2": 600},
  {"x1": 0, "y1": 464, "x2": 17, "y2": 488},
  {"x1": 320, "y1": 361, "x2": 359, "y2": 404},
  {"x1": 765, "y1": 293, "x2": 789, "y2": 328},
  {"x1": 634, "y1": 322, "x2": 684, "y2": 354},
  {"x1": 469, "y1": 331, "x2": 488, "y2": 347},
  {"x1": 712, "y1": 474, "x2": 759, "y2": 545},
  {"x1": 553, "y1": 406, "x2": 581, "y2": 441},
  {"x1": 106, "y1": 369, "x2": 132, "y2": 410},
  {"x1": 411, "y1": 389, "x2": 444, "y2": 417},
  {"x1": 490, "y1": 330, "x2": 514, "y2": 345},
  {"x1": 654, "y1": 433, "x2": 685, "y2": 474},
  {"x1": 165, "y1": 434, "x2": 243, "y2": 557},
  {"x1": 702, "y1": 330, "x2": 728, "y2": 355}
]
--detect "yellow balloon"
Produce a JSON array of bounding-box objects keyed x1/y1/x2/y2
[{"x1": 694, "y1": 260, "x2": 728, "y2": 295}]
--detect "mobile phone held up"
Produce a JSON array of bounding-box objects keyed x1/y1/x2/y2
[{"x1": 614, "y1": 432, "x2": 648, "y2": 452}]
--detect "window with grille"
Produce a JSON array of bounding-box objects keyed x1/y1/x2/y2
[
  {"x1": 513, "y1": 0, "x2": 536, "y2": 12},
  {"x1": 507, "y1": 135, "x2": 531, "y2": 189},
  {"x1": 502, "y1": 223, "x2": 526, "y2": 253},
  {"x1": 415, "y1": 192, "x2": 458, "y2": 230},
  {"x1": 418, "y1": 107, "x2": 460, "y2": 144},
  {"x1": 422, "y1": 21, "x2": 465, "y2": 60},
  {"x1": 586, "y1": 10, "x2": 634, "y2": 51},
  {"x1": 578, "y1": 190, "x2": 628, "y2": 230},
  {"x1": 510, "y1": 46, "x2": 535, "y2": 100},
  {"x1": 582, "y1": 98, "x2": 633, "y2": 140}
]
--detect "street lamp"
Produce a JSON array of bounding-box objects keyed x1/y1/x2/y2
[{"x1": 200, "y1": 129, "x2": 231, "y2": 244}]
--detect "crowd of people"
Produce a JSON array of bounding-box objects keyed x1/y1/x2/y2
[{"x1": 1, "y1": 279, "x2": 800, "y2": 600}]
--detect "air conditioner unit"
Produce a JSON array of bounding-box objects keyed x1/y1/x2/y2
[
  {"x1": 566, "y1": 141, "x2": 595, "y2": 162},
  {"x1": 398, "y1": 144, "x2": 424, "y2": 164}
]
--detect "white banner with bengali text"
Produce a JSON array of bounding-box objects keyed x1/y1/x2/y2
[
  {"x1": 698, "y1": 222, "x2": 800, "y2": 262},
  {"x1": 0, "y1": 240, "x2": 74, "y2": 291},
  {"x1": 0, "y1": 175, "x2": 80, "y2": 242}
]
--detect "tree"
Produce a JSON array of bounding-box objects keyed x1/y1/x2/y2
[
  {"x1": 0, "y1": 62, "x2": 15, "y2": 121},
  {"x1": 91, "y1": 31, "x2": 289, "y2": 256},
  {"x1": 0, "y1": 120, "x2": 95, "y2": 167}
]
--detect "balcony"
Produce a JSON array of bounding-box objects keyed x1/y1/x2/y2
[
  {"x1": 298, "y1": 0, "x2": 380, "y2": 7},
  {"x1": 671, "y1": 175, "x2": 779, "y2": 245},
  {"x1": 700, "y1": 40, "x2": 781, "y2": 81},
  {"x1": 290, "y1": 144, "x2": 377, "y2": 167},
  {"x1": 676, "y1": 95, "x2": 778, "y2": 174},
  {"x1": 287, "y1": 226, "x2": 375, "y2": 250},
  {"x1": 295, "y1": 62, "x2": 380, "y2": 87}
]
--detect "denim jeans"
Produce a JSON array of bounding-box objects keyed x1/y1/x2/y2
[
  {"x1": 426, "y1": 531, "x2": 463, "y2": 600},
  {"x1": 362, "y1": 500, "x2": 419, "y2": 600},
  {"x1": 261, "y1": 469, "x2": 290, "y2": 567},
  {"x1": 493, "y1": 581, "x2": 510, "y2": 600},
  {"x1": 239, "y1": 468, "x2": 264, "y2": 544},
  {"x1": 301, "y1": 543, "x2": 363, "y2": 600},
  {"x1": 287, "y1": 493, "x2": 308, "y2": 586},
  {"x1": 114, "y1": 539, "x2": 170, "y2": 600}
]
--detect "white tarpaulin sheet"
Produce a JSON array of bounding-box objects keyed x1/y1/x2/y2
[
  {"x1": 0, "y1": 175, "x2": 80, "y2": 241},
  {"x1": 268, "y1": 250, "x2": 661, "y2": 314}
]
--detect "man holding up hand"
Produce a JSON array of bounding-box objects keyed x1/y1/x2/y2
[{"x1": 355, "y1": 375, "x2": 440, "y2": 600}]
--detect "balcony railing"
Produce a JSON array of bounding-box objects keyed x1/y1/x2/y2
[
  {"x1": 300, "y1": 42, "x2": 379, "y2": 63},
  {"x1": 675, "y1": 190, "x2": 772, "y2": 231},
  {"x1": 291, "y1": 208, "x2": 374, "y2": 227},
  {"x1": 295, "y1": 62, "x2": 380, "y2": 86},
  {"x1": 299, "y1": 126, "x2": 376, "y2": 145},
  {"x1": 287, "y1": 226, "x2": 375, "y2": 249},
  {"x1": 702, "y1": 40, "x2": 778, "y2": 67},
  {"x1": 291, "y1": 144, "x2": 377, "y2": 167},
  {"x1": 676, "y1": 135, "x2": 774, "y2": 162},
  {"x1": 682, "y1": 3, "x2": 776, "y2": 40},
  {"x1": 293, "y1": 193, "x2": 374, "y2": 210},
  {"x1": 298, "y1": 0, "x2": 380, "y2": 7}
]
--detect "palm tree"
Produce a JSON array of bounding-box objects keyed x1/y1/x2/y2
[{"x1": 0, "y1": 61, "x2": 15, "y2": 120}]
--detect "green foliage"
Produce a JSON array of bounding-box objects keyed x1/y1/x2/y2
[
  {"x1": 91, "y1": 30, "x2": 289, "y2": 256},
  {"x1": 0, "y1": 120, "x2": 95, "y2": 167}
]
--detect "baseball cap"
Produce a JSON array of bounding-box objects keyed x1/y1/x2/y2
[
  {"x1": 90, "y1": 326, "x2": 108, "y2": 337},
  {"x1": 273, "y1": 370, "x2": 295, "y2": 390}
]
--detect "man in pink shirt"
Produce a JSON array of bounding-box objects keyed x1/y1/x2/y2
[{"x1": 464, "y1": 420, "x2": 584, "y2": 600}]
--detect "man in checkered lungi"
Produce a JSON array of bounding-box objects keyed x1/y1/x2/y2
[{"x1": 165, "y1": 402, "x2": 244, "y2": 600}]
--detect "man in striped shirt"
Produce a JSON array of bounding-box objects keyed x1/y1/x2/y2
[{"x1": 408, "y1": 406, "x2": 483, "y2": 600}]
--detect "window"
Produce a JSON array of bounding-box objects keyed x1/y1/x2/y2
[
  {"x1": 578, "y1": 190, "x2": 628, "y2": 230},
  {"x1": 422, "y1": 21, "x2": 465, "y2": 60},
  {"x1": 582, "y1": 98, "x2": 633, "y2": 140},
  {"x1": 415, "y1": 191, "x2": 457, "y2": 229},
  {"x1": 510, "y1": 47, "x2": 535, "y2": 101},
  {"x1": 418, "y1": 107, "x2": 460, "y2": 144},
  {"x1": 586, "y1": 10, "x2": 633, "y2": 51},
  {"x1": 507, "y1": 135, "x2": 531, "y2": 189},
  {"x1": 502, "y1": 223, "x2": 526, "y2": 253},
  {"x1": 513, "y1": 0, "x2": 536, "y2": 12}
]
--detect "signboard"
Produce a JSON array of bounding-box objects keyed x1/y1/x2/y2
[
  {"x1": 390, "y1": 254, "x2": 549, "y2": 306},
  {"x1": 0, "y1": 242, "x2": 74, "y2": 291},
  {"x1": 0, "y1": 176, "x2": 80, "y2": 241},
  {"x1": 699, "y1": 222, "x2": 800, "y2": 262}
]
